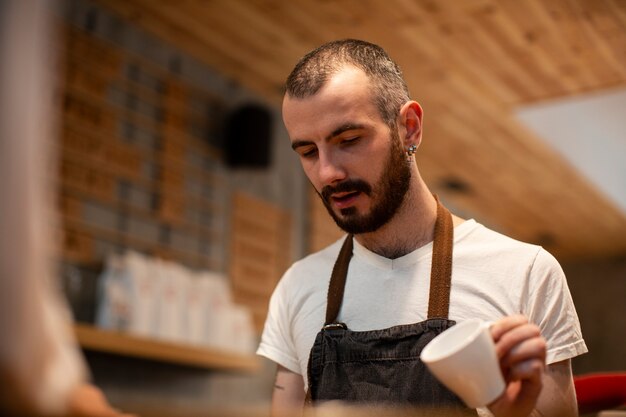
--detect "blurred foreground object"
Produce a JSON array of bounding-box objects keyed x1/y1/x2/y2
[
  {"x1": 574, "y1": 373, "x2": 626, "y2": 415},
  {"x1": 301, "y1": 402, "x2": 476, "y2": 417},
  {"x1": 0, "y1": 0, "x2": 87, "y2": 414}
]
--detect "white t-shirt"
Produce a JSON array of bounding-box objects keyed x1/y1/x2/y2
[{"x1": 257, "y1": 219, "x2": 587, "y2": 389}]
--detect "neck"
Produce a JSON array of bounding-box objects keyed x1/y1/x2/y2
[{"x1": 354, "y1": 177, "x2": 438, "y2": 259}]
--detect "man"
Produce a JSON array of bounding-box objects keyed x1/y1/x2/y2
[{"x1": 258, "y1": 40, "x2": 587, "y2": 417}]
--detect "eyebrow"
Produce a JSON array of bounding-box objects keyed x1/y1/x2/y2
[{"x1": 291, "y1": 123, "x2": 367, "y2": 151}]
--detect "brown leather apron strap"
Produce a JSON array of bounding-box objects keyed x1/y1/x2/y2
[
  {"x1": 427, "y1": 195, "x2": 454, "y2": 319},
  {"x1": 324, "y1": 195, "x2": 454, "y2": 325},
  {"x1": 324, "y1": 233, "x2": 354, "y2": 325}
]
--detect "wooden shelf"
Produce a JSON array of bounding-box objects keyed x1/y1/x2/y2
[{"x1": 74, "y1": 324, "x2": 260, "y2": 373}]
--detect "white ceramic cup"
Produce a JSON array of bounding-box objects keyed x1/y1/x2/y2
[{"x1": 420, "y1": 319, "x2": 506, "y2": 408}]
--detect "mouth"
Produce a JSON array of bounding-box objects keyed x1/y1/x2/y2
[{"x1": 330, "y1": 191, "x2": 361, "y2": 209}]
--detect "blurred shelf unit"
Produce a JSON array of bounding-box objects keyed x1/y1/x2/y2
[
  {"x1": 74, "y1": 324, "x2": 259, "y2": 372},
  {"x1": 59, "y1": 25, "x2": 229, "y2": 271},
  {"x1": 59, "y1": 21, "x2": 292, "y2": 341}
]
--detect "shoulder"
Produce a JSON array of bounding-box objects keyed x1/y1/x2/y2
[
  {"x1": 265, "y1": 236, "x2": 347, "y2": 344},
  {"x1": 457, "y1": 220, "x2": 538, "y2": 253},
  {"x1": 274, "y1": 236, "x2": 347, "y2": 296},
  {"x1": 456, "y1": 220, "x2": 547, "y2": 264},
  {"x1": 452, "y1": 220, "x2": 564, "y2": 282},
  {"x1": 285, "y1": 236, "x2": 346, "y2": 278}
]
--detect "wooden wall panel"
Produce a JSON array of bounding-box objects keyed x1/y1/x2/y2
[
  {"x1": 307, "y1": 186, "x2": 344, "y2": 254},
  {"x1": 230, "y1": 192, "x2": 292, "y2": 332}
]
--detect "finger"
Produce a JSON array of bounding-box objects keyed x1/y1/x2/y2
[
  {"x1": 494, "y1": 322, "x2": 542, "y2": 360},
  {"x1": 507, "y1": 358, "x2": 545, "y2": 382},
  {"x1": 490, "y1": 315, "x2": 528, "y2": 342},
  {"x1": 501, "y1": 335, "x2": 547, "y2": 369}
]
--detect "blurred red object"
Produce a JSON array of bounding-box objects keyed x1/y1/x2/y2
[{"x1": 575, "y1": 373, "x2": 626, "y2": 414}]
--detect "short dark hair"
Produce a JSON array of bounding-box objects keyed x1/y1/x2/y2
[{"x1": 285, "y1": 39, "x2": 410, "y2": 129}]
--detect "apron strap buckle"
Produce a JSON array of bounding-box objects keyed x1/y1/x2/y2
[{"x1": 322, "y1": 322, "x2": 347, "y2": 330}]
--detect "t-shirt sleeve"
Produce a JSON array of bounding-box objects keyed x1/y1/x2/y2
[
  {"x1": 256, "y1": 268, "x2": 302, "y2": 375},
  {"x1": 524, "y1": 248, "x2": 588, "y2": 364}
]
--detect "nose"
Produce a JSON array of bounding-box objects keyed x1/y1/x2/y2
[{"x1": 317, "y1": 151, "x2": 347, "y2": 187}]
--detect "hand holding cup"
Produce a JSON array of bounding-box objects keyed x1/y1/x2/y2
[
  {"x1": 421, "y1": 315, "x2": 547, "y2": 416},
  {"x1": 421, "y1": 319, "x2": 505, "y2": 408}
]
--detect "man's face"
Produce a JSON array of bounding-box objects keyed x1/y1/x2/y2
[
  {"x1": 283, "y1": 66, "x2": 411, "y2": 234},
  {"x1": 317, "y1": 126, "x2": 411, "y2": 233}
]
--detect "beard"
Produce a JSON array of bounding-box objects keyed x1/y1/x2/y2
[{"x1": 318, "y1": 128, "x2": 411, "y2": 234}]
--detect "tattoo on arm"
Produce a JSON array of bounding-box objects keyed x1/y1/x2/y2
[{"x1": 549, "y1": 362, "x2": 571, "y2": 377}]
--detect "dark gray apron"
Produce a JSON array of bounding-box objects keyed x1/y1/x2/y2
[{"x1": 305, "y1": 197, "x2": 476, "y2": 414}]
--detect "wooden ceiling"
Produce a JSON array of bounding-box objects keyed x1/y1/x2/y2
[{"x1": 96, "y1": 0, "x2": 626, "y2": 261}]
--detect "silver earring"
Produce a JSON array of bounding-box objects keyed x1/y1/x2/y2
[{"x1": 406, "y1": 144, "x2": 417, "y2": 161}]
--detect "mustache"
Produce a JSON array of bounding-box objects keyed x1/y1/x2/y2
[{"x1": 320, "y1": 179, "x2": 372, "y2": 203}]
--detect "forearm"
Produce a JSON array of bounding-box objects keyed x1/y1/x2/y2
[
  {"x1": 532, "y1": 360, "x2": 578, "y2": 417},
  {"x1": 271, "y1": 365, "x2": 305, "y2": 417}
]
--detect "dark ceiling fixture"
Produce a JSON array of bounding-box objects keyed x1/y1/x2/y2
[
  {"x1": 534, "y1": 232, "x2": 557, "y2": 248},
  {"x1": 440, "y1": 177, "x2": 472, "y2": 194}
]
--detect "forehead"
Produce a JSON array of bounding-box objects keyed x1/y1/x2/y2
[{"x1": 282, "y1": 66, "x2": 383, "y2": 139}]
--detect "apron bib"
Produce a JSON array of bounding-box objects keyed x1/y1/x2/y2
[{"x1": 305, "y1": 197, "x2": 476, "y2": 414}]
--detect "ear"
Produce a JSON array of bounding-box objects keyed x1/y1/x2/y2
[{"x1": 398, "y1": 101, "x2": 423, "y2": 149}]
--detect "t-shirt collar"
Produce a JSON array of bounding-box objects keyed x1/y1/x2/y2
[{"x1": 351, "y1": 219, "x2": 477, "y2": 270}]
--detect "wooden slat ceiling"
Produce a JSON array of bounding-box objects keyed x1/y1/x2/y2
[{"x1": 97, "y1": 0, "x2": 626, "y2": 261}]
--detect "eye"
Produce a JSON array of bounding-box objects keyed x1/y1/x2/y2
[
  {"x1": 300, "y1": 146, "x2": 318, "y2": 158},
  {"x1": 341, "y1": 136, "x2": 359, "y2": 145}
]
